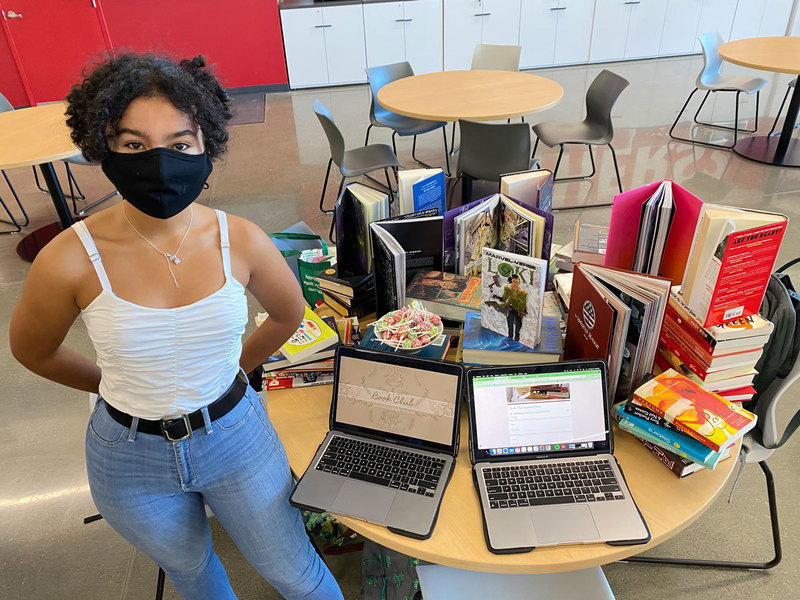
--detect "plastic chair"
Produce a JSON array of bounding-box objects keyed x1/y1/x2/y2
[
  {"x1": 768, "y1": 79, "x2": 799, "y2": 138},
  {"x1": 454, "y1": 120, "x2": 531, "y2": 206},
  {"x1": 470, "y1": 44, "x2": 522, "y2": 71},
  {"x1": 532, "y1": 69, "x2": 628, "y2": 204},
  {"x1": 669, "y1": 31, "x2": 766, "y2": 149},
  {"x1": 624, "y1": 357, "x2": 800, "y2": 570},
  {"x1": 0, "y1": 93, "x2": 29, "y2": 233},
  {"x1": 416, "y1": 564, "x2": 615, "y2": 599},
  {"x1": 365, "y1": 62, "x2": 449, "y2": 174}
]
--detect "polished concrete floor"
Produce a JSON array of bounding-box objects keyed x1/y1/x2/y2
[{"x1": 2, "y1": 54, "x2": 800, "y2": 599}]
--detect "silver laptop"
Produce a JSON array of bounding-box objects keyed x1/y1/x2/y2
[
  {"x1": 466, "y1": 359, "x2": 650, "y2": 554},
  {"x1": 290, "y1": 345, "x2": 464, "y2": 539}
]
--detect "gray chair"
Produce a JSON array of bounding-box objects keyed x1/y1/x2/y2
[
  {"x1": 532, "y1": 69, "x2": 628, "y2": 204},
  {"x1": 0, "y1": 93, "x2": 29, "y2": 233},
  {"x1": 313, "y1": 99, "x2": 401, "y2": 216},
  {"x1": 454, "y1": 120, "x2": 531, "y2": 206},
  {"x1": 470, "y1": 44, "x2": 522, "y2": 71},
  {"x1": 669, "y1": 31, "x2": 766, "y2": 149},
  {"x1": 768, "y1": 79, "x2": 799, "y2": 138},
  {"x1": 365, "y1": 62, "x2": 449, "y2": 175}
]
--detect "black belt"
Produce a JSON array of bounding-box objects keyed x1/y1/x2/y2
[{"x1": 104, "y1": 371, "x2": 249, "y2": 442}]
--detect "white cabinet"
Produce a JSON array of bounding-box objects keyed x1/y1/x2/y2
[
  {"x1": 519, "y1": 0, "x2": 593, "y2": 69},
  {"x1": 364, "y1": 0, "x2": 443, "y2": 75},
  {"x1": 589, "y1": 0, "x2": 668, "y2": 63},
  {"x1": 692, "y1": 0, "x2": 736, "y2": 52},
  {"x1": 281, "y1": 5, "x2": 367, "y2": 89},
  {"x1": 443, "y1": 0, "x2": 521, "y2": 70},
  {"x1": 659, "y1": 0, "x2": 702, "y2": 56},
  {"x1": 729, "y1": 0, "x2": 793, "y2": 40}
]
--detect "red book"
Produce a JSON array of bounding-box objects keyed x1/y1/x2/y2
[
  {"x1": 563, "y1": 265, "x2": 615, "y2": 362},
  {"x1": 660, "y1": 315, "x2": 763, "y2": 371}
]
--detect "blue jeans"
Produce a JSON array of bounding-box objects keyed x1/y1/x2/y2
[{"x1": 85, "y1": 386, "x2": 343, "y2": 600}]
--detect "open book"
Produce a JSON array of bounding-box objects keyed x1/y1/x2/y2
[
  {"x1": 397, "y1": 168, "x2": 446, "y2": 216},
  {"x1": 334, "y1": 182, "x2": 390, "y2": 277},
  {"x1": 499, "y1": 168, "x2": 553, "y2": 213},
  {"x1": 680, "y1": 204, "x2": 787, "y2": 327}
]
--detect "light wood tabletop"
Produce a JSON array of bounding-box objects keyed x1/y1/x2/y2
[
  {"x1": 0, "y1": 103, "x2": 80, "y2": 170},
  {"x1": 718, "y1": 36, "x2": 800, "y2": 75},
  {"x1": 377, "y1": 70, "x2": 564, "y2": 122},
  {"x1": 268, "y1": 385, "x2": 740, "y2": 574}
]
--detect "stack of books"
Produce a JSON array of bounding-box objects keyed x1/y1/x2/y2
[
  {"x1": 551, "y1": 222, "x2": 609, "y2": 273},
  {"x1": 616, "y1": 370, "x2": 757, "y2": 476},
  {"x1": 656, "y1": 286, "x2": 774, "y2": 403},
  {"x1": 316, "y1": 269, "x2": 376, "y2": 318},
  {"x1": 259, "y1": 306, "x2": 341, "y2": 390}
]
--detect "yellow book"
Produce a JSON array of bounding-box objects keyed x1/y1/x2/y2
[{"x1": 280, "y1": 305, "x2": 340, "y2": 364}]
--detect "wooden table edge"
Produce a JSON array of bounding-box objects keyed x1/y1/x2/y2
[
  {"x1": 719, "y1": 37, "x2": 800, "y2": 75},
  {"x1": 0, "y1": 148, "x2": 81, "y2": 170}
]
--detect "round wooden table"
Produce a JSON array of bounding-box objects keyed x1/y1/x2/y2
[
  {"x1": 0, "y1": 102, "x2": 81, "y2": 261},
  {"x1": 377, "y1": 70, "x2": 564, "y2": 122},
  {"x1": 719, "y1": 36, "x2": 800, "y2": 167},
  {"x1": 268, "y1": 385, "x2": 740, "y2": 574}
]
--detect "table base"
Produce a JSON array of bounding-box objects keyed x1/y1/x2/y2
[
  {"x1": 733, "y1": 135, "x2": 800, "y2": 167},
  {"x1": 16, "y1": 221, "x2": 65, "y2": 262}
]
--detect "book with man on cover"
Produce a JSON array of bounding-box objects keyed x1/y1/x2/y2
[
  {"x1": 480, "y1": 248, "x2": 547, "y2": 349},
  {"x1": 633, "y1": 369, "x2": 757, "y2": 451},
  {"x1": 405, "y1": 270, "x2": 482, "y2": 322},
  {"x1": 442, "y1": 193, "x2": 554, "y2": 277},
  {"x1": 462, "y1": 310, "x2": 562, "y2": 365}
]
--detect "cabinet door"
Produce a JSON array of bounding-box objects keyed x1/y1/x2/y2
[
  {"x1": 694, "y1": 0, "x2": 735, "y2": 51},
  {"x1": 659, "y1": 0, "x2": 703, "y2": 56},
  {"x1": 555, "y1": 0, "x2": 594, "y2": 65},
  {"x1": 481, "y1": 0, "x2": 522, "y2": 47},
  {"x1": 625, "y1": 0, "x2": 668, "y2": 58},
  {"x1": 404, "y1": 0, "x2": 444, "y2": 74},
  {"x1": 519, "y1": 0, "x2": 558, "y2": 68},
  {"x1": 322, "y1": 5, "x2": 368, "y2": 85},
  {"x1": 281, "y1": 8, "x2": 328, "y2": 89},
  {"x1": 364, "y1": 2, "x2": 406, "y2": 70},
  {"x1": 729, "y1": 0, "x2": 765, "y2": 41},
  {"x1": 759, "y1": 0, "x2": 793, "y2": 36},
  {"x1": 444, "y1": 0, "x2": 483, "y2": 70},
  {"x1": 589, "y1": 0, "x2": 631, "y2": 62}
]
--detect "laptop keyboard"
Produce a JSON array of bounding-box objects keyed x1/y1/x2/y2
[
  {"x1": 482, "y1": 459, "x2": 624, "y2": 509},
  {"x1": 315, "y1": 435, "x2": 445, "y2": 497}
]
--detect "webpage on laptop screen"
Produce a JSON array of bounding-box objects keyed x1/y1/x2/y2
[
  {"x1": 472, "y1": 368, "x2": 607, "y2": 456},
  {"x1": 335, "y1": 356, "x2": 460, "y2": 446}
]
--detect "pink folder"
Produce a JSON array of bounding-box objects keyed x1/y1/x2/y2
[{"x1": 604, "y1": 180, "x2": 703, "y2": 285}]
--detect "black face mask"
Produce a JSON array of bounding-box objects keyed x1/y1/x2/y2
[{"x1": 101, "y1": 148, "x2": 213, "y2": 219}]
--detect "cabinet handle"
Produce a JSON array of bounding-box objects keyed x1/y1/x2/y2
[
  {"x1": 395, "y1": 18, "x2": 413, "y2": 21},
  {"x1": 550, "y1": 6, "x2": 566, "y2": 9},
  {"x1": 314, "y1": 24, "x2": 332, "y2": 28},
  {"x1": 624, "y1": 1, "x2": 641, "y2": 3},
  {"x1": 474, "y1": 12, "x2": 491, "y2": 16}
]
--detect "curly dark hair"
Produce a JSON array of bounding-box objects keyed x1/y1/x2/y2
[{"x1": 65, "y1": 54, "x2": 231, "y2": 162}]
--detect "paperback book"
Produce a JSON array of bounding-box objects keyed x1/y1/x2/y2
[
  {"x1": 480, "y1": 247, "x2": 548, "y2": 349},
  {"x1": 259, "y1": 308, "x2": 341, "y2": 371},
  {"x1": 405, "y1": 270, "x2": 482, "y2": 322},
  {"x1": 462, "y1": 310, "x2": 562, "y2": 365},
  {"x1": 397, "y1": 168, "x2": 446, "y2": 216}
]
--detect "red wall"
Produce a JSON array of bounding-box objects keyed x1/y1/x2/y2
[
  {"x1": 0, "y1": 21, "x2": 28, "y2": 106},
  {"x1": 100, "y1": 0, "x2": 288, "y2": 89}
]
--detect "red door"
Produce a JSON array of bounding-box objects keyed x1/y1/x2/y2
[{"x1": 0, "y1": 0, "x2": 111, "y2": 104}]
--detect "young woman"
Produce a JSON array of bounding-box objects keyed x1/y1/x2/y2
[{"x1": 9, "y1": 54, "x2": 343, "y2": 600}]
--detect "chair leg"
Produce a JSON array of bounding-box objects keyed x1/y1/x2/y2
[
  {"x1": 450, "y1": 122, "x2": 460, "y2": 156},
  {"x1": 384, "y1": 168, "x2": 394, "y2": 205},
  {"x1": 621, "y1": 460, "x2": 781, "y2": 570},
  {"x1": 155, "y1": 566, "x2": 166, "y2": 600},
  {"x1": 670, "y1": 88, "x2": 744, "y2": 149},
  {"x1": 410, "y1": 135, "x2": 437, "y2": 171},
  {"x1": 0, "y1": 170, "x2": 29, "y2": 231},
  {"x1": 552, "y1": 144, "x2": 600, "y2": 182},
  {"x1": 769, "y1": 84, "x2": 793, "y2": 137},
  {"x1": 532, "y1": 137, "x2": 540, "y2": 161},
  {"x1": 364, "y1": 124, "x2": 373, "y2": 146},
  {"x1": 694, "y1": 90, "x2": 758, "y2": 135},
  {"x1": 609, "y1": 143, "x2": 623, "y2": 194},
  {"x1": 319, "y1": 158, "x2": 335, "y2": 214},
  {"x1": 442, "y1": 127, "x2": 451, "y2": 177},
  {"x1": 692, "y1": 90, "x2": 712, "y2": 124},
  {"x1": 392, "y1": 131, "x2": 399, "y2": 157}
]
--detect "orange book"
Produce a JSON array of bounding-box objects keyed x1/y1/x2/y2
[{"x1": 633, "y1": 369, "x2": 757, "y2": 452}]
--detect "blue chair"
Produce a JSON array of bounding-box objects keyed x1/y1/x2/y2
[{"x1": 365, "y1": 62, "x2": 449, "y2": 174}]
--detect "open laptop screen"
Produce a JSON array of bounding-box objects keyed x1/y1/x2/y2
[
  {"x1": 469, "y1": 362, "x2": 611, "y2": 461},
  {"x1": 333, "y1": 351, "x2": 462, "y2": 452}
]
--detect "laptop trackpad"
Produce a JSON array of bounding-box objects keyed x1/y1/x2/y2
[
  {"x1": 332, "y1": 481, "x2": 394, "y2": 524},
  {"x1": 531, "y1": 506, "x2": 600, "y2": 544}
]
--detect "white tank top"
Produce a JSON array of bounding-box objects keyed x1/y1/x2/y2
[{"x1": 73, "y1": 210, "x2": 248, "y2": 419}]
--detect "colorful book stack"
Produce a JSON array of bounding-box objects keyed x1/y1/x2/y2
[
  {"x1": 316, "y1": 268, "x2": 376, "y2": 318},
  {"x1": 616, "y1": 369, "x2": 757, "y2": 476},
  {"x1": 656, "y1": 286, "x2": 774, "y2": 403}
]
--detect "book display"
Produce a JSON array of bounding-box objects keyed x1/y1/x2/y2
[
  {"x1": 397, "y1": 168, "x2": 446, "y2": 216},
  {"x1": 480, "y1": 247, "x2": 548, "y2": 349}
]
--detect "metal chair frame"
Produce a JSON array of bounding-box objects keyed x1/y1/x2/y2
[
  {"x1": 767, "y1": 80, "x2": 800, "y2": 138},
  {"x1": 669, "y1": 87, "x2": 760, "y2": 150},
  {"x1": 0, "y1": 170, "x2": 29, "y2": 233}
]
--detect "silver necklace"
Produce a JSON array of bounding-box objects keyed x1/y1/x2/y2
[{"x1": 122, "y1": 203, "x2": 193, "y2": 288}]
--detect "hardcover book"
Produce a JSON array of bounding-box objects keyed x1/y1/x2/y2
[
  {"x1": 334, "y1": 182, "x2": 390, "y2": 277},
  {"x1": 638, "y1": 438, "x2": 706, "y2": 478},
  {"x1": 653, "y1": 351, "x2": 758, "y2": 393},
  {"x1": 462, "y1": 311, "x2": 562, "y2": 365},
  {"x1": 359, "y1": 323, "x2": 452, "y2": 361},
  {"x1": 405, "y1": 270, "x2": 482, "y2": 322},
  {"x1": 397, "y1": 168, "x2": 446, "y2": 216},
  {"x1": 316, "y1": 268, "x2": 374, "y2": 299},
  {"x1": 633, "y1": 369, "x2": 757, "y2": 452},
  {"x1": 480, "y1": 247, "x2": 547, "y2": 349},
  {"x1": 499, "y1": 168, "x2": 553, "y2": 213},
  {"x1": 680, "y1": 204, "x2": 788, "y2": 327}
]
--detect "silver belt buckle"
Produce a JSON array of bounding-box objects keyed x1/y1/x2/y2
[{"x1": 160, "y1": 414, "x2": 193, "y2": 442}]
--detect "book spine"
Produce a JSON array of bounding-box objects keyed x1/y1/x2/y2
[
  {"x1": 662, "y1": 311, "x2": 716, "y2": 363},
  {"x1": 633, "y1": 391, "x2": 722, "y2": 452},
  {"x1": 667, "y1": 297, "x2": 717, "y2": 347},
  {"x1": 638, "y1": 438, "x2": 696, "y2": 478},
  {"x1": 616, "y1": 407, "x2": 721, "y2": 469},
  {"x1": 659, "y1": 325, "x2": 713, "y2": 378},
  {"x1": 624, "y1": 401, "x2": 684, "y2": 436}
]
